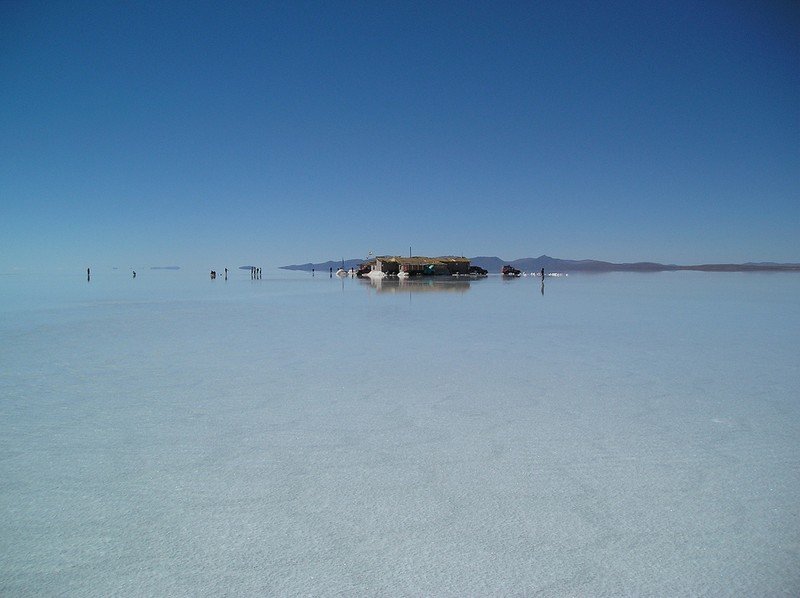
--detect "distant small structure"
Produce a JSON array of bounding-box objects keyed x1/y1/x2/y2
[{"x1": 360, "y1": 256, "x2": 470, "y2": 277}]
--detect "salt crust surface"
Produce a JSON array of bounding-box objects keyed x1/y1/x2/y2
[{"x1": 1, "y1": 270, "x2": 799, "y2": 595}]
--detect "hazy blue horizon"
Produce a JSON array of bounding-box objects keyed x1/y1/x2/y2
[{"x1": 5, "y1": 252, "x2": 800, "y2": 279}]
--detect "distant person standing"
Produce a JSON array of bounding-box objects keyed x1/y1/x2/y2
[
  {"x1": 87, "y1": 267, "x2": 90, "y2": 282},
  {"x1": 541, "y1": 268, "x2": 545, "y2": 278},
  {"x1": 132, "y1": 271, "x2": 136, "y2": 278},
  {"x1": 224, "y1": 268, "x2": 228, "y2": 280}
]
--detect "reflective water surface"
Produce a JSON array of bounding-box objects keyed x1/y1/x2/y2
[{"x1": 1, "y1": 269, "x2": 799, "y2": 595}]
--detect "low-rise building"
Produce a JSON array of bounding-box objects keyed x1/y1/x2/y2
[{"x1": 363, "y1": 256, "x2": 470, "y2": 276}]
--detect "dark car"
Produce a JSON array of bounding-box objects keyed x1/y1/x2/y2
[
  {"x1": 501, "y1": 265, "x2": 521, "y2": 277},
  {"x1": 468, "y1": 265, "x2": 488, "y2": 276}
]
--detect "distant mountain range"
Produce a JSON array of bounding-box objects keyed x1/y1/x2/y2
[
  {"x1": 468, "y1": 256, "x2": 800, "y2": 272},
  {"x1": 281, "y1": 256, "x2": 800, "y2": 273}
]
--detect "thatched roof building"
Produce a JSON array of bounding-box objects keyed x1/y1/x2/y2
[{"x1": 366, "y1": 256, "x2": 470, "y2": 276}]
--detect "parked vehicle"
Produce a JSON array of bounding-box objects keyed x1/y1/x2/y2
[{"x1": 502, "y1": 265, "x2": 521, "y2": 277}]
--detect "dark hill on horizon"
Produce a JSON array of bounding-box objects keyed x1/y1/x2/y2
[
  {"x1": 471, "y1": 256, "x2": 678, "y2": 272},
  {"x1": 281, "y1": 256, "x2": 800, "y2": 273}
]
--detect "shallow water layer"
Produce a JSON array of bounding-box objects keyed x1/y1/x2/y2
[{"x1": 1, "y1": 269, "x2": 799, "y2": 595}]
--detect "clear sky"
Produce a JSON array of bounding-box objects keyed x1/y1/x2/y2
[{"x1": 1, "y1": 1, "x2": 798, "y2": 271}]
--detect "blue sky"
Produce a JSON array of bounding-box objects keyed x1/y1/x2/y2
[{"x1": 1, "y1": 0, "x2": 798, "y2": 271}]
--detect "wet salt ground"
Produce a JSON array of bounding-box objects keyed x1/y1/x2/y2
[{"x1": 1, "y1": 270, "x2": 799, "y2": 595}]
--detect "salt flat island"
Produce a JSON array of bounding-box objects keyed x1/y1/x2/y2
[
  {"x1": 356, "y1": 256, "x2": 488, "y2": 279},
  {"x1": 1, "y1": 268, "x2": 798, "y2": 595},
  {"x1": 282, "y1": 254, "x2": 800, "y2": 275}
]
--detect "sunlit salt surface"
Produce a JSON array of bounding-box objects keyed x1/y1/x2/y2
[{"x1": 1, "y1": 268, "x2": 799, "y2": 595}]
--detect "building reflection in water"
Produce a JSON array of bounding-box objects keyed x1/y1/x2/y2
[{"x1": 359, "y1": 276, "x2": 473, "y2": 294}]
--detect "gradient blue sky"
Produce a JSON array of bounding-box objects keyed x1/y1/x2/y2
[{"x1": 2, "y1": 0, "x2": 798, "y2": 271}]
